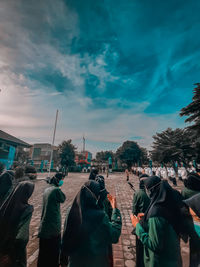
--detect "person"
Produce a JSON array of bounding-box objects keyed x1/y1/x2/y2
[
  {"x1": 0, "y1": 170, "x2": 15, "y2": 206},
  {"x1": 184, "y1": 193, "x2": 200, "y2": 267},
  {"x1": 181, "y1": 173, "x2": 200, "y2": 200},
  {"x1": 132, "y1": 174, "x2": 150, "y2": 267},
  {"x1": 60, "y1": 180, "x2": 122, "y2": 267},
  {"x1": 0, "y1": 182, "x2": 34, "y2": 267},
  {"x1": 95, "y1": 175, "x2": 113, "y2": 220},
  {"x1": 131, "y1": 176, "x2": 186, "y2": 267},
  {"x1": 88, "y1": 169, "x2": 98, "y2": 180},
  {"x1": 125, "y1": 168, "x2": 130, "y2": 181},
  {"x1": 37, "y1": 173, "x2": 66, "y2": 267}
]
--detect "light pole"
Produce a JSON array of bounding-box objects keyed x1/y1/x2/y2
[{"x1": 48, "y1": 109, "x2": 59, "y2": 176}]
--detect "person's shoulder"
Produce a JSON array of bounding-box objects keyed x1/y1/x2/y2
[{"x1": 149, "y1": 216, "x2": 168, "y2": 226}]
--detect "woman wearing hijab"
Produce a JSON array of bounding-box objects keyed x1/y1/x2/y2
[
  {"x1": 181, "y1": 173, "x2": 200, "y2": 200},
  {"x1": 0, "y1": 170, "x2": 15, "y2": 206},
  {"x1": 184, "y1": 193, "x2": 200, "y2": 267},
  {"x1": 60, "y1": 180, "x2": 122, "y2": 267},
  {"x1": 132, "y1": 174, "x2": 150, "y2": 267},
  {"x1": 95, "y1": 175, "x2": 113, "y2": 220},
  {"x1": 131, "y1": 176, "x2": 185, "y2": 267},
  {"x1": 37, "y1": 173, "x2": 66, "y2": 267},
  {"x1": 95, "y1": 175, "x2": 113, "y2": 266},
  {"x1": 0, "y1": 181, "x2": 34, "y2": 267}
]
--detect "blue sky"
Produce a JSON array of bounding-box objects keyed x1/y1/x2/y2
[{"x1": 0, "y1": 0, "x2": 199, "y2": 154}]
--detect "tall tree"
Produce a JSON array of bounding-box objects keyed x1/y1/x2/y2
[
  {"x1": 151, "y1": 128, "x2": 194, "y2": 167},
  {"x1": 180, "y1": 83, "x2": 200, "y2": 162},
  {"x1": 58, "y1": 140, "x2": 76, "y2": 169},
  {"x1": 116, "y1": 141, "x2": 142, "y2": 168},
  {"x1": 180, "y1": 83, "x2": 200, "y2": 134}
]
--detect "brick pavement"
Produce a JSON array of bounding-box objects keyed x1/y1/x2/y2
[{"x1": 27, "y1": 172, "x2": 189, "y2": 267}]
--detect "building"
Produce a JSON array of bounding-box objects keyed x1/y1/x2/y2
[
  {"x1": 0, "y1": 130, "x2": 30, "y2": 169},
  {"x1": 75, "y1": 150, "x2": 92, "y2": 167},
  {"x1": 30, "y1": 143, "x2": 59, "y2": 170}
]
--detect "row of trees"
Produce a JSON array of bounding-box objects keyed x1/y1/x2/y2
[
  {"x1": 151, "y1": 83, "x2": 200, "y2": 167},
  {"x1": 96, "y1": 141, "x2": 148, "y2": 168},
  {"x1": 56, "y1": 83, "x2": 200, "y2": 170}
]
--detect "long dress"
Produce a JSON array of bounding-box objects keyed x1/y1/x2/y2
[{"x1": 37, "y1": 185, "x2": 66, "y2": 267}]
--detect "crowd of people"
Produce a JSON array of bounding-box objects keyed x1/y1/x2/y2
[{"x1": 0, "y1": 165, "x2": 200, "y2": 267}]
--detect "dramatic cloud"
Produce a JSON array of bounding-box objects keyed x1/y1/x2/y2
[{"x1": 0, "y1": 0, "x2": 199, "y2": 154}]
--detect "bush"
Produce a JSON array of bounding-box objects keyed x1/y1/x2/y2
[{"x1": 0, "y1": 162, "x2": 5, "y2": 174}]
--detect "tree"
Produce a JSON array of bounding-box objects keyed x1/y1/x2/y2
[
  {"x1": 180, "y1": 83, "x2": 200, "y2": 134},
  {"x1": 96, "y1": 151, "x2": 114, "y2": 162},
  {"x1": 116, "y1": 141, "x2": 142, "y2": 168},
  {"x1": 151, "y1": 128, "x2": 194, "y2": 168},
  {"x1": 15, "y1": 147, "x2": 30, "y2": 164},
  {"x1": 180, "y1": 83, "x2": 200, "y2": 162},
  {"x1": 58, "y1": 140, "x2": 76, "y2": 169}
]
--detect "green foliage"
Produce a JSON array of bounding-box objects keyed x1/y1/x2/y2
[
  {"x1": 58, "y1": 139, "x2": 76, "y2": 168},
  {"x1": 180, "y1": 83, "x2": 200, "y2": 133},
  {"x1": 151, "y1": 128, "x2": 194, "y2": 166},
  {"x1": 116, "y1": 141, "x2": 142, "y2": 168},
  {"x1": 15, "y1": 147, "x2": 30, "y2": 163},
  {"x1": 180, "y1": 83, "x2": 200, "y2": 163},
  {"x1": 96, "y1": 151, "x2": 114, "y2": 162}
]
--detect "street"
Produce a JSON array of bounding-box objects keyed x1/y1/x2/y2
[{"x1": 27, "y1": 172, "x2": 189, "y2": 267}]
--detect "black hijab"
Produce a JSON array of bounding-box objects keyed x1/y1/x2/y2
[
  {"x1": 139, "y1": 174, "x2": 149, "y2": 189},
  {"x1": 0, "y1": 182, "x2": 34, "y2": 251},
  {"x1": 184, "y1": 193, "x2": 200, "y2": 218},
  {"x1": 62, "y1": 180, "x2": 105, "y2": 254},
  {"x1": 184, "y1": 173, "x2": 200, "y2": 191},
  {"x1": 0, "y1": 171, "x2": 15, "y2": 197},
  {"x1": 95, "y1": 175, "x2": 109, "y2": 208},
  {"x1": 49, "y1": 172, "x2": 64, "y2": 186},
  {"x1": 89, "y1": 169, "x2": 98, "y2": 180},
  {"x1": 142, "y1": 176, "x2": 186, "y2": 236}
]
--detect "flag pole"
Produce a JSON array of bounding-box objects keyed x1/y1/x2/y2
[{"x1": 48, "y1": 109, "x2": 59, "y2": 176}]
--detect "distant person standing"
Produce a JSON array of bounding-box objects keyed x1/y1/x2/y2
[
  {"x1": 125, "y1": 169, "x2": 130, "y2": 181},
  {"x1": 37, "y1": 173, "x2": 66, "y2": 267}
]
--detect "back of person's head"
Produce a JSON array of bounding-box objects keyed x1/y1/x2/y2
[
  {"x1": 95, "y1": 175, "x2": 109, "y2": 204},
  {"x1": 185, "y1": 172, "x2": 200, "y2": 191},
  {"x1": 139, "y1": 174, "x2": 149, "y2": 189},
  {"x1": 88, "y1": 169, "x2": 99, "y2": 180},
  {"x1": 49, "y1": 172, "x2": 64, "y2": 187}
]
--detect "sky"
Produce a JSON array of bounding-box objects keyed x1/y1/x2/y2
[{"x1": 0, "y1": 0, "x2": 200, "y2": 155}]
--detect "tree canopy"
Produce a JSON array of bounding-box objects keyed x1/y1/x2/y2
[
  {"x1": 151, "y1": 128, "x2": 194, "y2": 166},
  {"x1": 58, "y1": 139, "x2": 76, "y2": 168},
  {"x1": 180, "y1": 83, "x2": 200, "y2": 134},
  {"x1": 116, "y1": 141, "x2": 143, "y2": 168}
]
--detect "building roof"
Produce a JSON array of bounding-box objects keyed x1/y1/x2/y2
[{"x1": 0, "y1": 130, "x2": 30, "y2": 147}]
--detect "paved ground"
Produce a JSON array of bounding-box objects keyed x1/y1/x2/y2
[{"x1": 27, "y1": 172, "x2": 189, "y2": 267}]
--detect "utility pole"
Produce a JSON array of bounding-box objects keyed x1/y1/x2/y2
[
  {"x1": 83, "y1": 134, "x2": 85, "y2": 153},
  {"x1": 48, "y1": 109, "x2": 59, "y2": 176}
]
